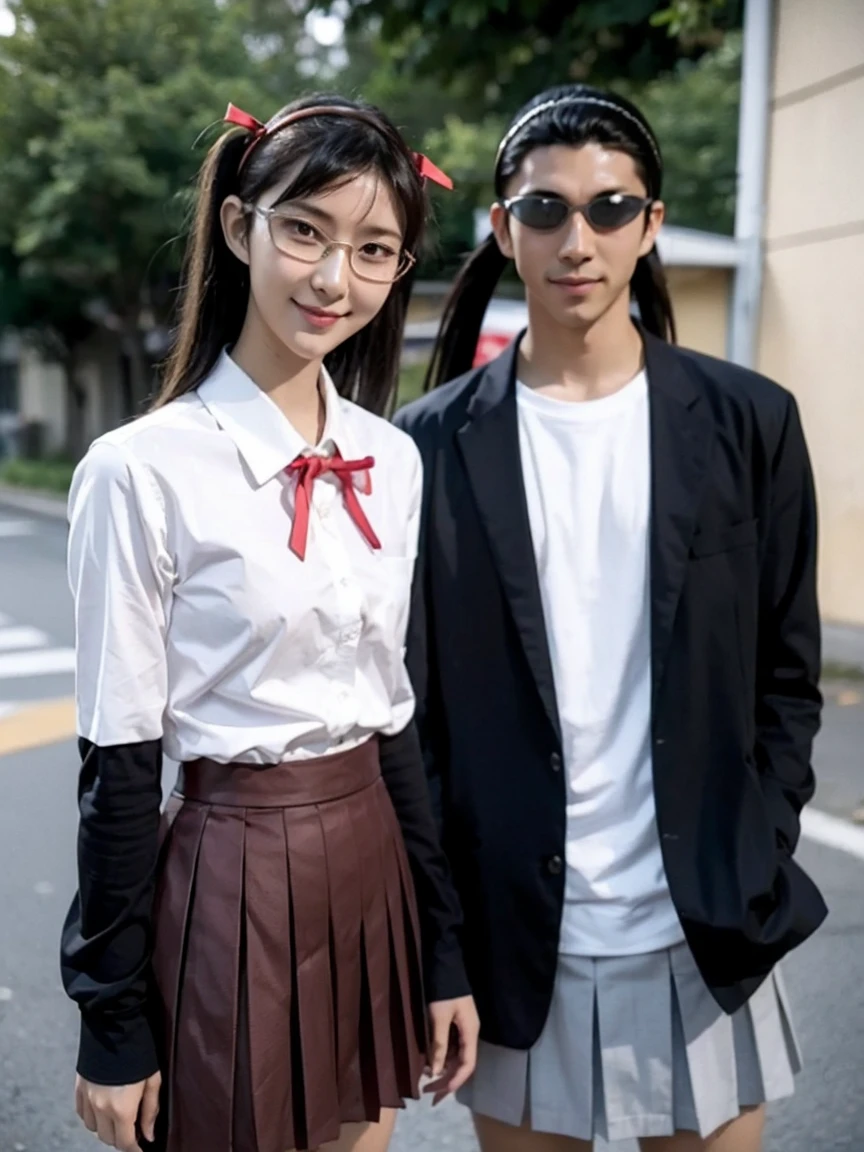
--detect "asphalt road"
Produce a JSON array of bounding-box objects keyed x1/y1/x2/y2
[{"x1": 1, "y1": 503, "x2": 862, "y2": 1152}]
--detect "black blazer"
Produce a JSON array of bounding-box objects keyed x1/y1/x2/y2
[{"x1": 393, "y1": 330, "x2": 828, "y2": 1050}]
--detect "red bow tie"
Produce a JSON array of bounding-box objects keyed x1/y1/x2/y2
[{"x1": 285, "y1": 452, "x2": 381, "y2": 560}]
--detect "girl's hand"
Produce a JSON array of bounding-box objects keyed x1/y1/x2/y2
[
  {"x1": 424, "y1": 995, "x2": 480, "y2": 1105},
  {"x1": 75, "y1": 1070, "x2": 161, "y2": 1151}
]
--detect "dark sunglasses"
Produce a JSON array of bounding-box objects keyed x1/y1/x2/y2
[{"x1": 501, "y1": 193, "x2": 652, "y2": 232}]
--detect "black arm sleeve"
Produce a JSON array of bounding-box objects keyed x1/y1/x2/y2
[
  {"x1": 378, "y1": 721, "x2": 471, "y2": 1003},
  {"x1": 60, "y1": 737, "x2": 163, "y2": 1085}
]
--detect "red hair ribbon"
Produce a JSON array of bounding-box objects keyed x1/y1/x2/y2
[
  {"x1": 286, "y1": 453, "x2": 380, "y2": 561},
  {"x1": 224, "y1": 103, "x2": 266, "y2": 135},
  {"x1": 412, "y1": 152, "x2": 454, "y2": 190},
  {"x1": 223, "y1": 102, "x2": 453, "y2": 189}
]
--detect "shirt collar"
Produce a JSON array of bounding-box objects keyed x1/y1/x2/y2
[{"x1": 196, "y1": 350, "x2": 360, "y2": 487}]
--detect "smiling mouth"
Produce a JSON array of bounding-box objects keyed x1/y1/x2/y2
[
  {"x1": 293, "y1": 301, "x2": 348, "y2": 319},
  {"x1": 292, "y1": 300, "x2": 349, "y2": 328}
]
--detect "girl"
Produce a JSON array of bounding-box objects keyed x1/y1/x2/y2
[
  {"x1": 395, "y1": 84, "x2": 826, "y2": 1152},
  {"x1": 60, "y1": 94, "x2": 478, "y2": 1152}
]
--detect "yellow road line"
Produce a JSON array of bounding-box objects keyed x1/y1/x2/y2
[{"x1": 0, "y1": 697, "x2": 77, "y2": 757}]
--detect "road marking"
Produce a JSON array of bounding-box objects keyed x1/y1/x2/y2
[
  {"x1": 0, "y1": 696, "x2": 77, "y2": 756},
  {"x1": 801, "y1": 807, "x2": 864, "y2": 864},
  {"x1": 0, "y1": 520, "x2": 36, "y2": 538},
  {"x1": 0, "y1": 625, "x2": 49, "y2": 651},
  {"x1": 0, "y1": 648, "x2": 76, "y2": 678}
]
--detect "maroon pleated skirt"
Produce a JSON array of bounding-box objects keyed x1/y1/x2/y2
[{"x1": 149, "y1": 738, "x2": 428, "y2": 1152}]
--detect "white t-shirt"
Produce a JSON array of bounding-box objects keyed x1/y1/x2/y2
[{"x1": 516, "y1": 371, "x2": 684, "y2": 956}]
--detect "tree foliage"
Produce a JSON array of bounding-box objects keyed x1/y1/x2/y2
[
  {"x1": 614, "y1": 30, "x2": 741, "y2": 234},
  {"x1": 0, "y1": 0, "x2": 302, "y2": 450},
  {"x1": 315, "y1": 0, "x2": 742, "y2": 117}
]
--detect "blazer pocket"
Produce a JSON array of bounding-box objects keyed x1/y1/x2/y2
[{"x1": 690, "y1": 517, "x2": 758, "y2": 559}]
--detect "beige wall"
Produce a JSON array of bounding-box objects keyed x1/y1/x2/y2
[
  {"x1": 758, "y1": 0, "x2": 864, "y2": 626},
  {"x1": 667, "y1": 267, "x2": 731, "y2": 360}
]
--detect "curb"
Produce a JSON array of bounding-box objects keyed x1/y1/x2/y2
[{"x1": 0, "y1": 484, "x2": 67, "y2": 522}]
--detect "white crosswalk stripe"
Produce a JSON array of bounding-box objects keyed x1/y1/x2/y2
[
  {"x1": 0, "y1": 615, "x2": 74, "y2": 681},
  {"x1": 0, "y1": 648, "x2": 76, "y2": 678}
]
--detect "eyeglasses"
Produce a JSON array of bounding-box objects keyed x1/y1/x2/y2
[
  {"x1": 246, "y1": 205, "x2": 416, "y2": 284},
  {"x1": 501, "y1": 193, "x2": 653, "y2": 233}
]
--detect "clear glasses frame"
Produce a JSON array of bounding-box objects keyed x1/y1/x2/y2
[{"x1": 246, "y1": 205, "x2": 416, "y2": 284}]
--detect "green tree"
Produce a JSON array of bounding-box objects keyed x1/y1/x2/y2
[
  {"x1": 0, "y1": 0, "x2": 302, "y2": 456},
  {"x1": 615, "y1": 31, "x2": 741, "y2": 233},
  {"x1": 315, "y1": 0, "x2": 742, "y2": 117}
]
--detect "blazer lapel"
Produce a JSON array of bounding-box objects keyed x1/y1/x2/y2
[
  {"x1": 456, "y1": 339, "x2": 561, "y2": 742},
  {"x1": 644, "y1": 332, "x2": 716, "y2": 705}
]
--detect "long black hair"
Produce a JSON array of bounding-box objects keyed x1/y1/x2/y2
[
  {"x1": 425, "y1": 83, "x2": 676, "y2": 390},
  {"x1": 156, "y1": 93, "x2": 429, "y2": 416}
]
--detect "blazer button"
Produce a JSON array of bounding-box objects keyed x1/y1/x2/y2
[
  {"x1": 547, "y1": 855, "x2": 563, "y2": 876},
  {"x1": 550, "y1": 752, "x2": 562, "y2": 773}
]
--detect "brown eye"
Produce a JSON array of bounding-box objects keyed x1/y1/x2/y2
[
  {"x1": 274, "y1": 216, "x2": 323, "y2": 244},
  {"x1": 358, "y1": 242, "x2": 398, "y2": 263}
]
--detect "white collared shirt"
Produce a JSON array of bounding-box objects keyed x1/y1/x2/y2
[{"x1": 68, "y1": 351, "x2": 422, "y2": 764}]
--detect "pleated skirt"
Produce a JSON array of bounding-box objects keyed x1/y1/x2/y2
[
  {"x1": 149, "y1": 738, "x2": 427, "y2": 1152},
  {"x1": 459, "y1": 941, "x2": 802, "y2": 1143}
]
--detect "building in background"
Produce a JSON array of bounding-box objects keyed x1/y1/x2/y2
[{"x1": 757, "y1": 0, "x2": 864, "y2": 629}]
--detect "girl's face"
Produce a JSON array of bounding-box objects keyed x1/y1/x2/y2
[
  {"x1": 221, "y1": 169, "x2": 406, "y2": 364},
  {"x1": 490, "y1": 142, "x2": 664, "y2": 333}
]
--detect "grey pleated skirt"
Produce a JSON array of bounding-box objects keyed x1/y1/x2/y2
[{"x1": 458, "y1": 942, "x2": 801, "y2": 1143}]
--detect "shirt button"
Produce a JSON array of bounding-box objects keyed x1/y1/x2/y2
[
  {"x1": 547, "y1": 855, "x2": 563, "y2": 876},
  {"x1": 550, "y1": 752, "x2": 562, "y2": 773}
]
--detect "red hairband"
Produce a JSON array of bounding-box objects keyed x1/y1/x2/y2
[{"x1": 224, "y1": 102, "x2": 453, "y2": 190}]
